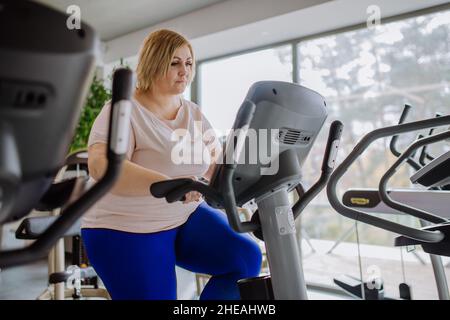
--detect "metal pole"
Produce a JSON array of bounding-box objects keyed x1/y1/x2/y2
[
  {"x1": 420, "y1": 219, "x2": 450, "y2": 300},
  {"x1": 256, "y1": 188, "x2": 308, "y2": 300}
]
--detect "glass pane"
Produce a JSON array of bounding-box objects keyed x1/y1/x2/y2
[
  {"x1": 199, "y1": 45, "x2": 292, "y2": 135},
  {"x1": 297, "y1": 9, "x2": 450, "y2": 299}
]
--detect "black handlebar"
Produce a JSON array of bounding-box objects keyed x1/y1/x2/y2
[
  {"x1": 292, "y1": 120, "x2": 343, "y2": 219},
  {"x1": 389, "y1": 104, "x2": 422, "y2": 171},
  {"x1": 327, "y1": 115, "x2": 450, "y2": 243},
  {"x1": 152, "y1": 120, "x2": 345, "y2": 237},
  {"x1": 419, "y1": 113, "x2": 441, "y2": 166},
  {"x1": 151, "y1": 99, "x2": 259, "y2": 234},
  {"x1": 379, "y1": 130, "x2": 450, "y2": 224}
]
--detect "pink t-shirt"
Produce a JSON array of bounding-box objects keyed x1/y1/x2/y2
[{"x1": 81, "y1": 97, "x2": 221, "y2": 233}]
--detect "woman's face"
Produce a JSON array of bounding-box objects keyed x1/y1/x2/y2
[{"x1": 155, "y1": 44, "x2": 193, "y2": 95}]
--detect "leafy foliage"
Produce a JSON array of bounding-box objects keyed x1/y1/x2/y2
[
  {"x1": 69, "y1": 59, "x2": 131, "y2": 153},
  {"x1": 69, "y1": 76, "x2": 111, "y2": 153}
]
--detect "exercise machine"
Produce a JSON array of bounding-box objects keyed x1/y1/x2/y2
[
  {"x1": 0, "y1": 0, "x2": 134, "y2": 269},
  {"x1": 14, "y1": 150, "x2": 109, "y2": 299},
  {"x1": 327, "y1": 106, "x2": 450, "y2": 299},
  {"x1": 151, "y1": 80, "x2": 343, "y2": 299},
  {"x1": 331, "y1": 105, "x2": 450, "y2": 299}
]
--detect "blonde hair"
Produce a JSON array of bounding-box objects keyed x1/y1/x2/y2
[{"x1": 136, "y1": 29, "x2": 195, "y2": 92}]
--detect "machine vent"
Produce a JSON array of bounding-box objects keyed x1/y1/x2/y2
[
  {"x1": 0, "y1": 79, "x2": 51, "y2": 109},
  {"x1": 278, "y1": 128, "x2": 313, "y2": 146}
]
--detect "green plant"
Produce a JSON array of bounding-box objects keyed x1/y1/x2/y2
[
  {"x1": 70, "y1": 59, "x2": 131, "y2": 153},
  {"x1": 69, "y1": 76, "x2": 111, "y2": 153}
]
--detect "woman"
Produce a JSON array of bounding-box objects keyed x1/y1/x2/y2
[{"x1": 81, "y1": 29, "x2": 262, "y2": 300}]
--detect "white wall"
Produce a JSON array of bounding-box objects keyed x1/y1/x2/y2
[
  {"x1": 103, "y1": 0, "x2": 331, "y2": 63},
  {"x1": 103, "y1": 0, "x2": 449, "y2": 65}
]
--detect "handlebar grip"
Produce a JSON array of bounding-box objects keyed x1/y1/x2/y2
[
  {"x1": 111, "y1": 68, "x2": 134, "y2": 103},
  {"x1": 150, "y1": 179, "x2": 193, "y2": 203},
  {"x1": 108, "y1": 68, "x2": 134, "y2": 157},
  {"x1": 390, "y1": 104, "x2": 412, "y2": 157},
  {"x1": 322, "y1": 121, "x2": 343, "y2": 172}
]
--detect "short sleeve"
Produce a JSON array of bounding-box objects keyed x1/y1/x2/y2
[{"x1": 88, "y1": 101, "x2": 136, "y2": 160}]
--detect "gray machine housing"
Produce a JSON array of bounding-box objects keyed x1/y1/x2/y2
[{"x1": 210, "y1": 81, "x2": 328, "y2": 207}]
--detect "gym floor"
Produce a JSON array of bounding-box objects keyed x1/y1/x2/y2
[
  {"x1": 0, "y1": 259, "x2": 48, "y2": 300},
  {"x1": 2, "y1": 225, "x2": 448, "y2": 300},
  {"x1": 0, "y1": 222, "x2": 348, "y2": 300},
  {"x1": 0, "y1": 259, "x2": 348, "y2": 300}
]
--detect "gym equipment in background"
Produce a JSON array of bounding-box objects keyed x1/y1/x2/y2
[
  {"x1": 327, "y1": 105, "x2": 450, "y2": 299},
  {"x1": 0, "y1": 0, "x2": 134, "y2": 268},
  {"x1": 15, "y1": 150, "x2": 110, "y2": 300}
]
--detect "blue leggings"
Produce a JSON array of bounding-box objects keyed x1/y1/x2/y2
[{"x1": 81, "y1": 202, "x2": 262, "y2": 300}]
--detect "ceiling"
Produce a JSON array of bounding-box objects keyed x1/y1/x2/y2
[{"x1": 35, "y1": 0, "x2": 227, "y2": 40}]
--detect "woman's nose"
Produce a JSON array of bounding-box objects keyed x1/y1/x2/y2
[{"x1": 179, "y1": 64, "x2": 188, "y2": 75}]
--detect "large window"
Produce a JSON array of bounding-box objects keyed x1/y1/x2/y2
[
  {"x1": 297, "y1": 9, "x2": 450, "y2": 298},
  {"x1": 197, "y1": 8, "x2": 450, "y2": 299},
  {"x1": 298, "y1": 10, "x2": 450, "y2": 245},
  {"x1": 199, "y1": 45, "x2": 292, "y2": 135}
]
